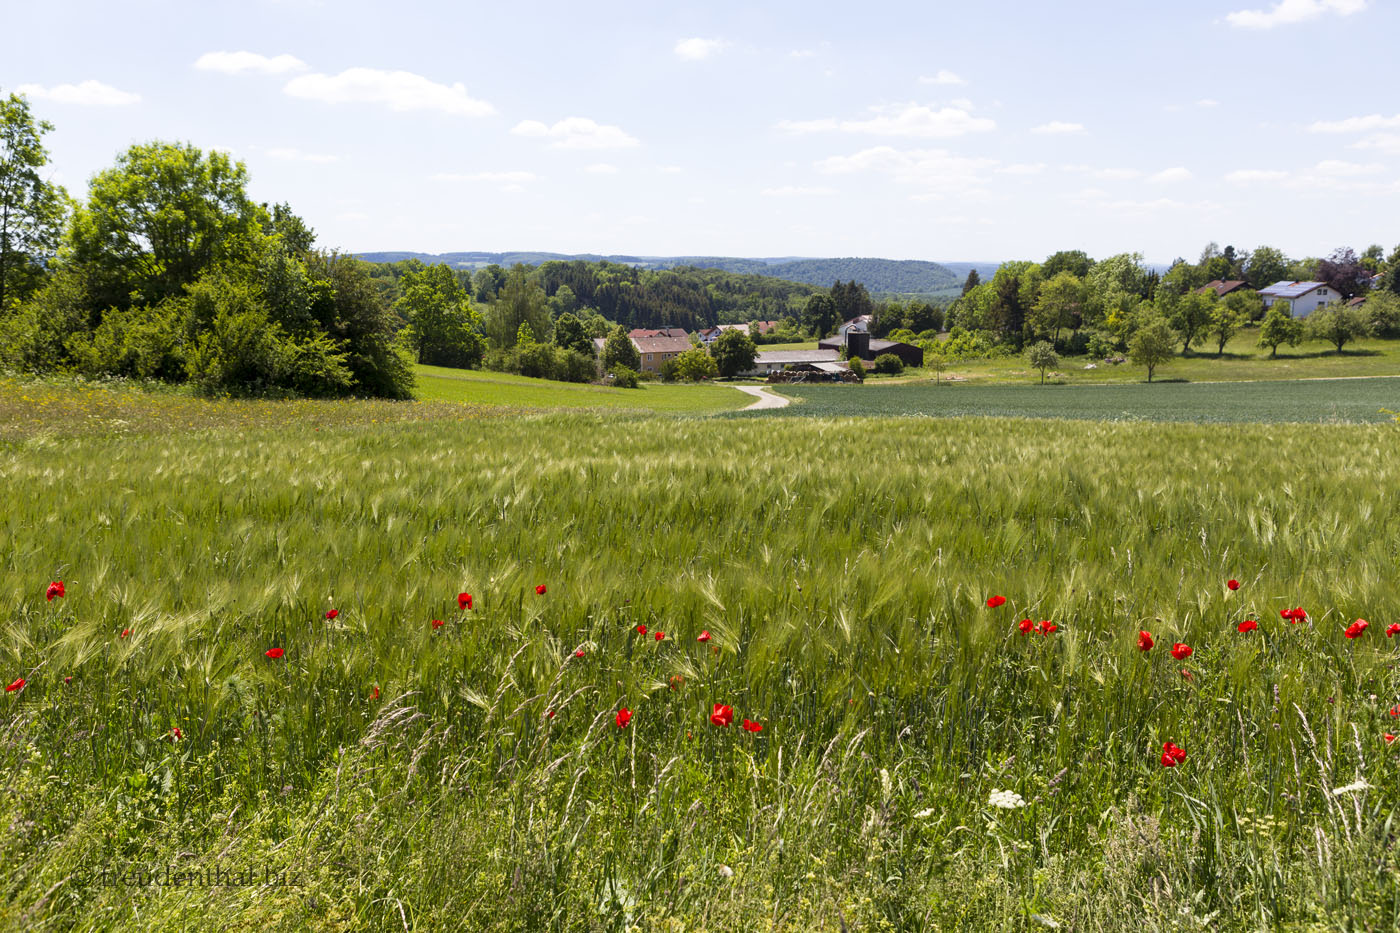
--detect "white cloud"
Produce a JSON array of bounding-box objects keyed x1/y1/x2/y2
[
  {"x1": 511, "y1": 117, "x2": 639, "y2": 149},
  {"x1": 195, "y1": 51, "x2": 308, "y2": 75},
  {"x1": 432, "y1": 171, "x2": 536, "y2": 183},
  {"x1": 265, "y1": 147, "x2": 338, "y2": 163},
  {"x1": 283, "y1": 68, "x2": 494, "y2": 116},
  {"x1": 1313, "y1": 159, "x2": 1383, "y2": 176},
  {"x1": 1095, "y1": 168, "x2": 1144, "y2": 180},
  {"x1": 1148, "y1": 166, "x2": 1193, "y2": 183},
  {"x1": 1031, "y1": 121, "x2": 1085, "y2": 135},
  {"x1": 777, "y1": 104, "x2": 994, "y2": 138},
  {"x1": 816, "y1": 146, "x2": 999, "y2": 198},
  {"x1": 1197, "y1": 98, "x2": 1221, "y2": 108},
  {"x1": 1226, "y1": 0, "x2": 1367, "y2": 29},
  {"x1": 674, "y1": 38, "x2": 728, "y2": 61},
  {"x1": 1225, "y1": 168, "x2": 1289, "y2": 183},
  {"x1": 997, "y1": 163, "x2": 1045, "y2": 176},
  {"x1": 1308, "y1": 113, "x2": 1400, "y2": 133},
  {"x1": 919, "y1": 70, "x2": 966, "y2": 86},
  {"x1": 1351, "y1": 133, "x2": 1400, "y2": 154},
  {"x1": 16, "y1": 80, "x2": 139, "y2": 106},
  {"x1": 760, "y1": 185, "x2": 836, "y2": 196},
  {"x1": 584, "y1": 163, "x2": 619, "y2": 174}
]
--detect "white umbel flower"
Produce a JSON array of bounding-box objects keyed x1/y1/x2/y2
[{"x1": 988, "y1": 789, "x2": 1026, "y2": 809}]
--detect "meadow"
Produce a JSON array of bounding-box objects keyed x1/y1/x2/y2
[{"x1": 2, "y1": 383, "x2": 1399, "y2": 931}]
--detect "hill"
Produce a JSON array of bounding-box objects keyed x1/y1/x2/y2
[{"x1": 355, "y1": 251, "x2": 980, "y2": 297}]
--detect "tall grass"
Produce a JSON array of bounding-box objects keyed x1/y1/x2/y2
[{"x1": 1, "y1": 400, "x2": 1398, "y2": 930}]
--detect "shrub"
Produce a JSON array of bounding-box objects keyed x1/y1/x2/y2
[
  {"x1": 555, "y1": 348, "x2": 595, "y2": 384},
  {"x1": 515, "y1": 340, "x2": 557, "y2": 380},
  {"x1": 71, "y1": 303, "x2": 186, "y2": 380},
  {"x1": 673, "y1": 348, "x2": 719, "y2": 382},
  {"x1": 872, "y1": 353, "x2": 904, "y2": 375},
  {"x1": 1086, "y1": 329, "x2": 1119, "y2": 359},
  {"x1": 847, "y1": 357, "x2": 865, "y2": 381},
  {"x1": 608, "y1": 365, "x2": 639, "y2": 388}
]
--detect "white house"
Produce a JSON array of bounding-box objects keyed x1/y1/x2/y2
[
  {"x1": 1259, "y1": 281, "x2": 1337, "y2": 318},
  {"x1": 836, "y1": 315, "x2": 872, "y2": 337}
]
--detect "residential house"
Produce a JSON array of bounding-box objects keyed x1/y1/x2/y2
[
  {"x1": 1259, "y1": 281, "x2": 1338, "y2": 318},
  {"x1": 696, "y1": 322, "x2": 780, "y2": 346},
  {"x1": 817, "y1": 330, "x2": 925, "y2": 368},
  {"x1": 1195, "y1": 280, "x2": 1249, "y2": 298},
  {"x1": 628, "y1": 328, "x2": 692, "y2": 373},
  {"x1": 836, "y1": 315, "x2": 872, "y2": 337}
]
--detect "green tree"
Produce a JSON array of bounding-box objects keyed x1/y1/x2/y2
[
  {"x1": 548, "y1": 284, "x2": 578, "y2": 317},
  {"x1": 602, "y1": 325, "x2": 640, "y2": 372},
  {"x1": 872, "y1": 353, "x2": 903, "y2": 375},
  {"x1": 1222, "y1": 287, "x2": 1264, "y2": 323},
  {"x1": 0, "y1": 91, "x2": 69, "y2": 311},
  {"x1": 1030, "y1": 272, "x2": 1084, "y2": 346},
  {"x1": 672, "y1": 347, "x2": 718, "y2": 381},
  {"x1": 310, "y1": 252, "x2": 414, "y2": 398},
  {"x1": 803, "y1": 292, "x2": 838, "y2": 337},
  {"x1": 847, "y1": 356, "x2": 865, "y2": 381},
  {"x1": 711, "y1": 328, "x2": 757, "y2": 377},
  {"x1": 1256, "y1": 305, "x2": 1304, "y2": 358},
  {"x1": 1207, "y1": 302, "x2": 1245, "y2": 356},
  {"x1": 486, "y1": 265, "x2": 551, "y2": 348},
  {"x1": 398, "y1": 263, "x2": 485, "y2": 368},
  {"x1": 1306, "y1": 303, "x2": 1371, "y2": 353},
  {"x1": 1169, "y1": 290, "x2": 1215, "y2": 353},
  {"x1": 68, "y1": 141, "x2": 265, "y2": 310},
  {"x1": 1128, "y1": 313, "x2": 1178, "y2": 382},
  {"x1": 263, "y1": 201, "x2": 316, "y2": 255},
  {"x1": 1363, "y1": 290, "x2": 1400, "y2": 337},
  {"x1": 1245, "y1": 246, "x2": 1290, "y2": 290},
  {"x1": 552, "y1": 311, "x2": 593, "y2": 355},
  {"x1": 960, "y1": 268, "x2": 981, "y2": 295},
  {"x1": 1042, "y1": 250, "x2": 1093, "y2": 278},
  {"x1": 1024, "y1": 341, "x2": 1059, "y2": 385}
]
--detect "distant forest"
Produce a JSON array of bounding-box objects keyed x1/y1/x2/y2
[{"x1": 355, "y1": 251, "x2": 991, "y2": 298}]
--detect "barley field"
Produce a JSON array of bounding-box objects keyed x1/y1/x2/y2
[{"x1": 2, "y1": 383, "x2": 1399, "y2": 931}]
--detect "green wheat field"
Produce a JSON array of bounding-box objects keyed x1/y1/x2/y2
[{"x1": 2, "y1": 379, "x2": 1399, "y2": 931}]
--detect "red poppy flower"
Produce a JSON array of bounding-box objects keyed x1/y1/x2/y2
[
  {"x1": 1238, "y1": 619, "x2": 1259, "y2": 633},
  {"x1": 1386, "y1": 734, "x2": 1396, "y2": 745},
  {"x1": 63, "y1": 676, "x2": 71, "y2": 684},
  {"x1": 986, "y1": 595, "x2": 1006, "y2": 609},
  {"x1": 669, "y1": 674, "x2": 684, "y2": 691},
  {"x1": 1018, "y1": 619, "x2": 1034, "y2": 635},
  {"x1": 170, "y1": 726, "x2": 182, "y2": 742},
  {"x1": 1227, "y1": 579, "x2": 1240, "y2": 591},
  {"x1": 742, "y1": 719, "x2": 763, "y2": 732},
  {"x1": 1390, "y1": 705, "x2": 1399, "y2": 718},
  {"x1": 654, "y1": 631, "x2": 665, "y2": 642},
  {"x1": 1160, "y1": 741, "x2": 1186, "y2": 767},
  {"x1": 547, "y1": 709, "x2": 555, "y2": 719},
  {"x1": 535, "y1": 585, "x2": 547, "y2": 596},
  {"x1": 46, "y1": 581, "x2": 64, "y2": 601},
  {"x1": 1281, "y1": 607, "x2": 1306, "y2": 623},
  {"x1": 1137, "y1": 631, "x2": 1154, "y2": 652},
  {"x1": 1388, "y1": 623, "x2": 1400, "y2": 638},
  {"x1": 120, "y1": 628, "x2": 131, "y2": 639},
  {"x1": 1344, "y1": 619, "x2": 1369, "y2": 639},
  {"x1": 710, "y1": 703, "x2": 734, "y2": 728},
  {"x1": 371, "y1": 686, "x2": 380, "y2": 700},
  {"x1": 5, "y1": 678, "x2": 25, "y2": 693},
  {"x1": 1038, "y1": 621, "x2": 1057, "y2": 635},
  {"x1": 1171, "y1": 643, "x2": 1193, "y2": 660},
  {"x1": 265, "y1": 648, "x2": 284, "y2": 659},
  {"x1": 458, "y1": 592, "x2": 473, "y2": 610},
  {"x1": 1160, "y1": 750, "x2": 1177, "y2": 767},
  {"x1": 636, "y1": 624, "x2": 648, "y2": 636},
  {"x1": 432, "y1": 619, "x2": 444, "y2": 630},
  {"x1": 1180, "y1": 668, "x2": 1193, "y2": 680},
  {"x1": 615, "y1": 707, "x2": 631, "y2": 728},
  {"x1": 697, "y1": 630, "x2": 712, "y2": 642},
  {"x1": 573, "y1": 647, "x2": 586, "y2": 658},
  {"x1": 325, "y1": 609, "x2": 339, "y2": 620}
]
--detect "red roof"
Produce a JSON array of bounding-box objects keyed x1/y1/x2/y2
[{"x1": 628, "y1": 328, "x2": 692, "y2": 354}]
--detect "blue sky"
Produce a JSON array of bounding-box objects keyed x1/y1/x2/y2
[{"x1": 5, "y1": 0, "x2": 1398, "y2": 263}]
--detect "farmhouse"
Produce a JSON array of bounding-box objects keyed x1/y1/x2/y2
[
  {"x1": 589, "y1": 328, "x2": 694, "y2": 373},
  {"x1": 739, "y1": 349, "x2": 847, "y2": 377},
  {"x1": 817, "y1": 330, "x2": 925, "y2": 368},
  {"x1": 696, "y1": 322, "x2": 779, "y2": 346},
  {"x1": 1196, "y1": 280, "x2": 1249, "y2": 298},
  {"x1": 1259, "y1": 281, "x2": 1338, "y2": 318}
]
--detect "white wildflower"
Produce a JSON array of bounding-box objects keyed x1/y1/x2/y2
[{"x1": 988, "y1": 789, "x2": 1026, "y2": 809}]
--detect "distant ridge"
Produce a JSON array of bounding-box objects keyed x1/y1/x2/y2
[{"x1": 354, "y1": 251, "x2": 1002, "y2": 297}]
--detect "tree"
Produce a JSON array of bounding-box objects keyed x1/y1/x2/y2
[
  {"x1": 486, "y1": 264, "x2": 551, "y2": 348},
  {"x1": 0, "y1": 91, "x2": 69, "y2": 311},
  {"x1": 847, "y1": 356, "x2": 865, "y2": 381},
  {"x1": 68, "y1": 141, "x2": 265, "y2": 310},
  {"x1": 310, "y1": 252, "x2": 414, "y2": 398},
  {"x1": 553, "y1": 311, "x2": 592, "y2": 355},
  {"x1": 1207, "y1": 303, "x2": 1245, "y2": 356},
  {"x1": 398, "y1": 263, "x2": 484, "y2": 368},
  {"x1": 1306, "y1": 303, "x2": 1371, "y2": 353},
  {"x1": 872, "y1": 353, "x2": 903, "y2": 375},
  {"x1": 1169, "y1": 290, "x2": 1215, "y2": 353},
  {"x1": 1317, "y1": 247, "x2": 1370, "y2": 299},
  {"x1": 1024, "y1": 341, "x2": 1059, "y2": 384},
  {"x1": 602, "y1": 325, "x2": 640, "y2": 371},
  {"x1": 711, "y1": 328, "x2": 756, "y2": 377},
  {"x1": 1222, "y1": 287, "x2": 1264, "y2": 324},
  {"x1": 1244, "y1": 246, "x2": 1289, "y2": 290},
  {"x1": 960, "y1": 268, "x2": 981, "y2": 295},
  {"x1": 1128, "y1": 313, "x2": 1178, "y2": 382},
  {"x1": 1030, "y1": 272, "x2": 1084, "y2": 346},
  {"x1": 672, "y1": 347, "x2": 718, "y2": 381},
  {"x1": 1363, "y1": 289, "x2": 1400, "y2": 337},
  {"x1": 1256, "y1": 305, "x2": 1304, "y2": 358},
  {"x1": 263, "y1": 201, "x2": 316, "y2": 255},
  {"x1": 803, "y1": 292, "x2": 837, "y2": 337},
  {"x1": 1042, "y1": 250, "x2": 1093, "y2": 279}
]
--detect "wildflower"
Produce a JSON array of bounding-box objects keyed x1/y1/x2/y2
[
  {"x1": 46, "y1": 581, "x2": 65, "y2": 601},
  {"x1": 371, "y1": 686, "x2": 380, "y2": 700},
  {"x1": 535, "y1": 584, "x2": 546, "y2": 595},
  {"x1": 1281, "y1": 607, "x2": 1306, "y2": 623},
  {"x1": 458, "y1": 592, "x2": 473, "y2": 610},
  {"x1": 1388, "y1": 624, "x2": 1400, "y2": 638},
  {"x1": 718, "y1": 864, "x2": 734, "y2": 878},
  {"x1": 432, "y1": 619, "x2": 444, "y2": 630},
  {"x1": 697, "y1": 630, "x2": 712, "y2": 642},
  {"x1": 63, "y1": 676, "x2": 71, "y2": 684},
  {"x1": 1238, "y1": 619, "x2": 1259, "y2": 633},
  {"x1": 710, "y1": 703, "x2": 734, "y2": 727},
  {"x1": 1160, "y1": 741, "x2": 1186, "y2": 767},
  {"x1": 265, "y1": 648, "x2": 284, "y2": 659},
  {"x1": 1180, "y1": 668, "x2": 1193, "y2": 680},
  {"x1": 573, "y1": 647, "x2": 586, "y2": 658},
  {"x1": 1171, "y1": 643, "x2": 1193, "y2": 660},
  {"x1": 1227, "y1": 579, "x2": 1240, "y2": 591},
  {"x1": 325, "y1": 609, "x2": 339, "y2": 620},
  {"x1": 1018, "y1": 619, "x2": 1034, "y2": 635},
  {"x1": 1344, "y1": 619, "x2": 1369, "y2": 639},
  {"x1": 615, "y1": 707, "x2": 632, "y2": 728},
  {"x1": 988, "y1": 789, "x2": 1026, "y2": 809},
  {"x1": 5, "y1": 678, "x2": 25, "y2": 693},
  {"x1": 547, "y1": 709, "x2": 555, "y2": 719},
  {"x1": 120, "y1": 628, "x2": 131, "y2": 639},
  {"x1": 169, "y1": 726, "x2": 183, "y2": 742},
  {"x1": 654, "y1": 631, "x2": 665, "y2": 642},
  {"x1": 742, "y1": 718, "x2": 763, "y2": 732},
  {"x1": 669, "y1": 674, "x2": 684, "y2": 691},
  {"x1": 1138, "y1": 631, "x2": 1154, "y2": 652},
  {"x1": 1386, "y1": 734, "x2": 1396, "y2": 745},
  {"x1": 986, "y1": 595, "x2": 1006, "y2": 609},
  {"x1": 636, "y1": 624, "x2": 648, "y2": 636},
  {"x1": 1389, "y1": 705, "x2": 1399, "y2": 718},
  {"x1": 1038, "y1": 621, "x2": 1057, "y2": 635}
]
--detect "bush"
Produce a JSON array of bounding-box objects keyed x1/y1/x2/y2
[
  {"x1": 673, "y1": 348, "x2": 719, "y2": 382},
  {"x1": 608, "y1": 365, "x2": 639, "y2": 388},
  {"x1": 1086, "y1": 329, "x2": 1119, "y2": 359},
  {"x1": 872, "y1": 353, "x2": 904, "y2": 375},
  {"x1": 658, "y1": 357, "x2": 679, "y2": 383},
  {"x1": 70, "y1": 303, "x2": 186, "y2": 380},
  {"x1": 847, "y1": 357, "x2": 865, "y2": 381},
  {"x1": 515, "y1": 340, "x2": 556, "y2": 380},
  {"x1": 555, "y1": 348, "x2": 595, "y2": 384}
]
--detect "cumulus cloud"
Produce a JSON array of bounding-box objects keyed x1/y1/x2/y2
[
  {"x1": 195, "y1": 51, "x2": 308, "y2": 75},
  {"x1": 1225, "y1": 168, "x2": 1290, "y2": 183},
  {"x1": 16, "y1": 80, "x2": 139, "y2": 106},
  {"x1": 1030, "y1": 121, "x2": 1085, "y2": 135},
  {"x1": 777, "y1": 104, "x2": 994, "y2": 138},
  {"x1": 1148, "y1": 166, "x2": 1193, "y2": 183},
  {"x1": 1308, "y1": 113, "x2": 1400, "y2": 133},
  {"x1": 283, "y1": 68, "x2": 494, "y2": 116},
  {"x1": 1313, "y1": 159, "x2": 1383, "y2": 176},
  {"x1": 674, "y1": 38, "x2": 728, "y2": 61},
  {"x1": 265, "y1": 147, "x2": 338, "y2": 163},
  {"x1": 760, "y1": 185, "x2": 836, "y2": 196},
  {"x1": 1226, "y1": 0, "x2": 1367, "y2": 29},
  {"x1": 1351, "y1": 133, "x2": 1400, "y2": 154},
  {"x1": 919, "y1": 70, "x2": 966, "y2": 86},
  {"x1": 510, "y1": 117, "x2": 639, "y2": 149}
]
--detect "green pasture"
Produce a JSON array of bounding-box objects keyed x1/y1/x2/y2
[{"x1": 413, "y1": 364, "x2": 747, "y2": 414}]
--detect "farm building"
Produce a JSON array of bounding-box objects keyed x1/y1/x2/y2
[
  {"x1": 1259, "y1": 281, "x2": 1338, "y2": 318},
  {"x1": 817, "y1": 331, "x2": 925, "y2": 368},
  {"x1": 739, "y1": 349, "x2": 847, "y2": 377},
  {"x1": 696, "y1": 322, "x2": 779, "y2": 346}
]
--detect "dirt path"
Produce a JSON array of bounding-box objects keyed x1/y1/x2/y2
[{"x1": 733, "y1": 385, "x2": 791, "y2": 410}]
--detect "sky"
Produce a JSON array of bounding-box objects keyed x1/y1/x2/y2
[{"x1": 4, "y1": 0, "x2": 1399, "y2": 264}]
